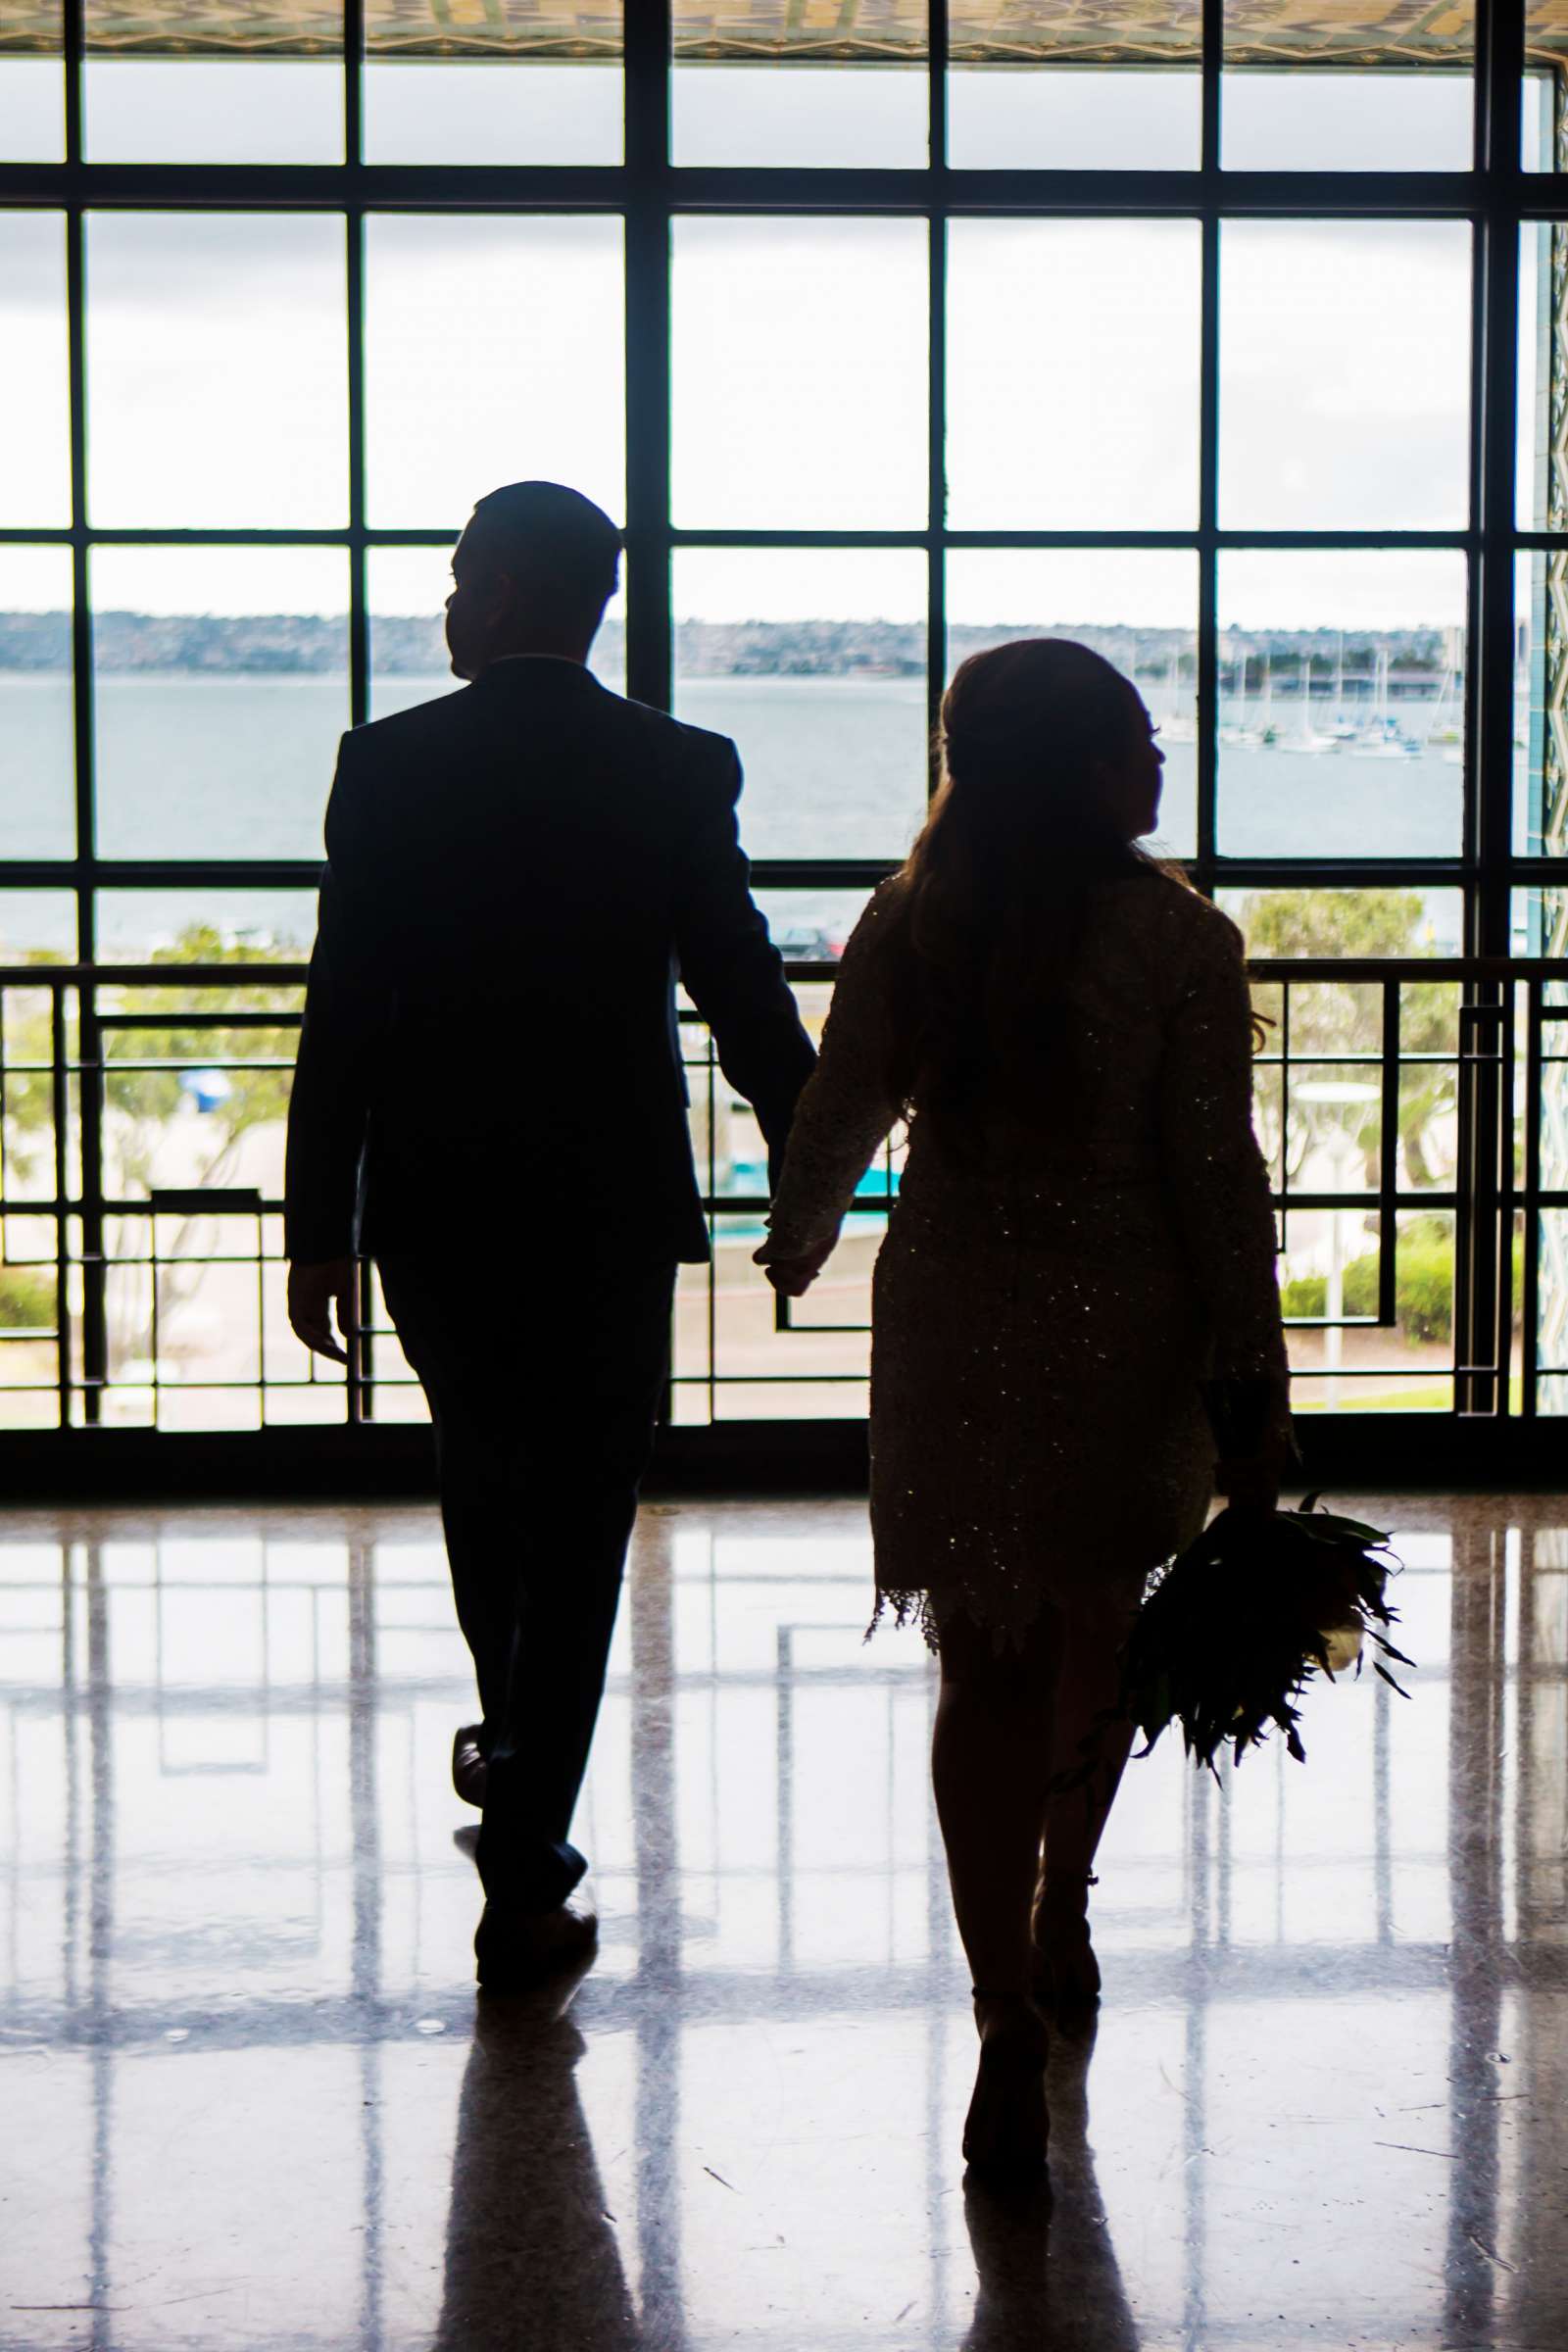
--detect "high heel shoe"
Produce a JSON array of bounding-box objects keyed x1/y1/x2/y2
[
  {"x1": 1031, "y1": 1868, "x2": 1101, "y2": 2018},
  {"x1": 962, "y1": 1993, "x2": 1051, "y2": 2179}
]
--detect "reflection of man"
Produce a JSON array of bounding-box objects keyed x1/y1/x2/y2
[{"x1": 285, "y1": 480, "x2": 814, "y2": 1988}]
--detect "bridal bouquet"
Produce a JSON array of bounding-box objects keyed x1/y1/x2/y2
[{"x1": 1120, "y1": 1495, "x2": 1412, "y2": 1777}]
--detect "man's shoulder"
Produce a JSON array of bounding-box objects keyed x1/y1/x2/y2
[
  {"x1": 340, "y1": 685, "x2": 481, "y2": 769},
  {"x1": 611, "y1": 691, "x2": 738, "y2": 780}
]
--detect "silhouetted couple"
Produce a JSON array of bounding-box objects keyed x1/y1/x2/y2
[{"x1": 286, "y1": 480, "x2": 1289, "y2": 2177}]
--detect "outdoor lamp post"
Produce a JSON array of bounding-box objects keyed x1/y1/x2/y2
[{"x1": 1293, "y1": 1080, "x2": 1382, "y2": 1414}]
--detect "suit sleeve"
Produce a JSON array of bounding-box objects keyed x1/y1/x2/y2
[
  {"x1": 283, "y1": 737, "x2": 383, "y2": 1262},
  {"x1": 1158, "y1": 911, "x2": 1291, "y2": 1426},
  {"x1": 671, "y1": 741, "x2": 817, "y2": 1184}
]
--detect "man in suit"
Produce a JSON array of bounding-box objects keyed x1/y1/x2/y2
[{"x1": 285, "y1": 481, "x2": 815, "y2": 1989}]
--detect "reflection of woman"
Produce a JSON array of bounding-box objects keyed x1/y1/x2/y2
[
  {"x1": 962, "y1": 2028, "x2": 1141, "y2": 2352},
  {"x1": 760, "y1": 642, "x2": 1289, "y2": 2175}
]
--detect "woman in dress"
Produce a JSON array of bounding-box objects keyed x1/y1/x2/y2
[{"x1": 757, "y1": 639, "x2": 1290, "y2": 2177}]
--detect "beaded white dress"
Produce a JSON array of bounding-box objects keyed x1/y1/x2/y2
[{"x1": 764, "y1": 870, "x2": 1291, "y2": 1649}]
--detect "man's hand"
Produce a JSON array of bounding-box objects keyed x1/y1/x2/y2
[
  {"x1": 288, "y1": 1256, "x2": 355, "y2": 1365},
  {"x1": 753, "y1": 1235, "x2": 836, "y2": 1298}
]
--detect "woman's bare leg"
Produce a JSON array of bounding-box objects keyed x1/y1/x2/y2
[
  {"x1": 933, "y1": 1605, "x2": 1062, "y2": 2171},
  {"x1": 933, "y1": 1606, "x2": 1064, "y2": 1998},
  {"x1": 1044, "y1": 1615, "x2": 1137, "y2": 1879}
]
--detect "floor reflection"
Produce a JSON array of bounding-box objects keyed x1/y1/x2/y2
[{"x1": 0, "y1": 1494, "x2": 1564, "y2": 2349}]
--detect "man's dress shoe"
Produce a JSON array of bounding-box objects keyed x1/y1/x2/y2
[
  {"x1": 452, "y1": 1724, "x2": 488, "y2": 1808},
  {"x1": 474, "y1": 1894, "x2": 599, "y2": 1994}
]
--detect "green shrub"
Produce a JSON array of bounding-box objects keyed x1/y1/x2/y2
[
  {"x1": 1281, "y1": 1226, "x2": 1454, "y2": 1346},
  {"x1": 0, "y1": 1264, "x2": 54, "y2": 1331}
]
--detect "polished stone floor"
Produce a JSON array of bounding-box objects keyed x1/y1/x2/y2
[{"x1": 1, "y1": 1494, "x2": 1564, "y2": 2351}]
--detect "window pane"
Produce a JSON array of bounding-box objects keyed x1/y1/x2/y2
[
  {"x1": 672, "y1": 548, "x2": 928, "y2": 861},
  {"x1": 91, "y1": 548, "x2": 348, "y2": 861},
  {"x1": 84, "y1": 1, "x2": 342, "y2": 162},
  {"x1": 364, "y1": 1, "x2": 622, "y2": 164},
  {"x1": 753, "y1": 889, "x2": 874, "y2": 966},
  {"x1": 368, "y1": 544, "x2": 626, "y2": 718},
  {"x1": 1, "y1": 209, "x2": 70, "y2": 527},
  {"x1": 1219, "y1": 222, "x2": 1471, "y2": 529},
  {"x1": 1222, "y1": 0, "x2": 1474, "y2": 172},
  {"x1": 366, "y1": 217, "x2": 624, "y2": 531},
  {"x1": 0, "y1": 0, "x2": 62, "y2": 160},
  {"x1": 672, "y1": 219, "x2": 927, "y2": 529},
  {"x1": 86, "y1": 214, "x2": 347, "y2": 528},
  {"x1": 1515, "y1": 548, "x2": 1568, "y2": 858},
  {"x1": 1526, "y1": 13, "x2": 1567, "y2": 171},
  {"x1": 946, "y1": 549, "x2": 1198, "y2": 859},
  {"x1": 1217, "y1": 553, "x2": 1466, "y2": 859},
  {"x1": 1219, "y1": 887, "x2": 1464, "y2": 958},
  {"x1": 947, "y1": 220, "x2": 1200, "y2": 529},
  {"x1": 672, "y1": 3, "x2": 924, "y2": 166},
  {"x1": 95, "y1": 890, "x2": 317, "y2": 962},
  {"x1": 0, "y1": 890, "x2": 74, "y2": 961},
  {"x1": 948, "y1": 10, "x2": 1198, "y2": 171},
  {"x1": 1518, "y1": 222, "x2": 1567, "y2": 529},
  {"x1": 0, "y1": 545, "x2": 73, "y2": 860}
]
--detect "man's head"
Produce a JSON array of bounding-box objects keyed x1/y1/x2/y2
[{"x1": 445, "y1": 481, "x2": 621, "y2": 680}]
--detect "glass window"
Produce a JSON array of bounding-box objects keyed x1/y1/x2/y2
[
  {"x1": 1526, "y1": 9, "x2": 1568, "y2": 171},
  {"x1": 1, "y1": 209, "x2": 70, "y2": 527},
  {"x1": 364, "y1": 0, "x2": 622, "y2": 165},
  {"x1": 90, "y1": 547, "x2": 349, "y2": 862},
  {"x1": 1217, "y1": 552, "x2": 1468, "y2": 859},
  {"x1": 365, "y1": 216, "x2": 624, "y2": 530},
  {"x1": 85, "y1": 213, "x2": 348, "y2": 528},
  {"x1": 948, "y1": 15, "x2": 1199, "y2": 170},
  {"x1": 0, "y1": 889, "x2": 74, "y2": 962},
  {"x1": 1514, "y1": 547, "x2": 1568, "y2": 858},
  {"x1": 95, "y1": 890, "x2": 318, "y2": 964},
  {"x1": 84, "y1": 3, "x2": 343, "y2": 163},
  {"x1": 1222, "y1": 0, "x2": 1474, "y2": 173},
  {"x1": 0, "y1": 0, "x2": 62, "y2": 161},
  {"x1": 368, "y1": 544, "x2": 627, "y2": 718},
  {"x1": 1518, "y1": 221, "x2": 1567, "y2": 530},
  {"x1": 672, "y1": 1, "x2": 926, "y2": 167},
  {"x1": 1219, "y1": 221, "x2": 1472, "y2": 530},
  {"x1": 947, "y1": 220, "x2": 1200, "y2": 529},
  {"x1": 946, "y1": 549, "x2": 1199, "y2": 859},
  {"x1": 1220, "y1": 887, "x2": 1465, "y2": 959},
  {"x1": 0, "y1": 544, "x2": 74, "y2": 860},
  {"x1": 673, "y1": 548, "x2": 928, "y2": 862},
  {"x1": 671, "y1": 219, "x2": 928, "y2": 530}
]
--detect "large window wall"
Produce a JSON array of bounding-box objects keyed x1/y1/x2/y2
[{"x1": 4, "y1": 6, "x2": 1568, "y2": 1447}]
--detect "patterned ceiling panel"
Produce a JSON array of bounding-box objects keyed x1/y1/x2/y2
[{"x1": 5, "y1": 1, "x2": 1564, "y2": 70}]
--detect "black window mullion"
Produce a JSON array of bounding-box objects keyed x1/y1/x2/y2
[
  {"x1": 1197, "y1": 208, "x2": 1220, "y2": 889},
  {"x1": 346, "y1": 209, "x2": 368, "y2": 733},
  {"x1": 344, "y1": 0, "x2": 363, "y2": 171},
  {"x1": 624, "y1": 0, "x2": 672, "y2": 716},
  {"x1": 927, "y1": 198, "x2": 946, "y2": 811}
]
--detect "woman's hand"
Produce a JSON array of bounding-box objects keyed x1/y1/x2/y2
[{"x1": 754, "y1": 1235, "x2": 837, "y2": 1298}]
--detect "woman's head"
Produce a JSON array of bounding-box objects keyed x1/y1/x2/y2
[
  {"x1": 880, "y1": 639, "x2": 1167, "y2": 1152},
  {"x1": 937, "y1": 637, "x2": 1164, "y2": 854}
]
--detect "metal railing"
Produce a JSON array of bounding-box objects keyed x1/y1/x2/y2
[{"x1": 2, "y1": 953, "x2": 1566, "y2": 1450}]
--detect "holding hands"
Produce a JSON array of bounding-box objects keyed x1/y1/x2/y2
[{"x1": 754, "y1": 1230, "x2": 838, "y2": 1298}]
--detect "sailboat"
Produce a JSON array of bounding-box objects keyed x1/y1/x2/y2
[
  {"x1": 1277, "y1": 650, "x2": 1338, "y2": 754},
  {"x1": 1350, "y1": 650, "x2": 1422, "y2": 759}
]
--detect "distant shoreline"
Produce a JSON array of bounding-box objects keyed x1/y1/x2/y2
[{"x1": 0, "y1": 611, "x2": 1458, "y2": 684}]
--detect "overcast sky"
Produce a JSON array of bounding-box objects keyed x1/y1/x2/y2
[{"x1": 0, "y1": 64, "x2": 1544, "y2": 639}]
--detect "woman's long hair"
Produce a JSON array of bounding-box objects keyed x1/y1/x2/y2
[{"x1": 881, "y1": 638, "x2": 1162, "y2": 1159}]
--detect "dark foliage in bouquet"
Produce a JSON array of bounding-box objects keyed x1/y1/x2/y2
[{"x1": 1119, "y1": 1495, "x2": 1412, "y2": 1778}]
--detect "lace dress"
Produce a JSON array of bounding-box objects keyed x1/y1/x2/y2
[{"x1": 763, "y1": 871, "x2": 1291, "y2": 1649}]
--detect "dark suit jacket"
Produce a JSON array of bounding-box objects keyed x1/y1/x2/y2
[{"x1": 283, "y1": 658, "x2": 817, "y2": 1267}]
